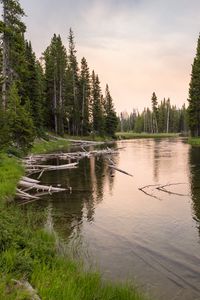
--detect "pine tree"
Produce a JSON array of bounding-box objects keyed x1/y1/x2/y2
[
  {"x1": 188, "y1": 34, "x2": 200, "y2": 136},
  {"x1": 7, "y1": 82, "x2": 35, "y2": 151},
  {"x1": 91, "y1": 71, "x2": 104, "y2": 135},
  {"x1": 67, "y1": 28, "x2": 80, "y2": 135},
  {"x1": 24, "y1": 41, "x2": 44, "y2": 132},
  {"x1": 0, "y1": 0, "x2": 26, "y2": 109},
  {"x1": 79, "y1": 57, "x2": 91, "y2": 135},
  {"x1": 151, "y1": 92, "x2": 159, "y2": 133},
  {"x1": 44, "y1": 34, "x2": 67, "y2": 135},
  {"x1": 104, "y1": 84, "x2": 118, "y2": 136}
]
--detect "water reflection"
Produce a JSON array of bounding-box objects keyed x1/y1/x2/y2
[
  {"x1": 19, "y1": 140, "x2": 200, "y2": 300},
  {"x1": 31, "y1": 150, "x2": 118, "y2": 241},
  {"x1": 189, "y1": 147, "x2": 200, "y2": 229}
]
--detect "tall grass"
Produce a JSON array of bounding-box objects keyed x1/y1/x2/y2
[
  {"x1": 31, "y1": 138, "x2": 70, "y2": 154},
  {"x1": 188, "y1": 137, "x2": 200, "y2": 146},
  {"x1": 0, "y1": 153, "x2": 24, "y2": 203}
]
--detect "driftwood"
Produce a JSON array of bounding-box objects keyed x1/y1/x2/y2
[
  {"x1": 19, "y1": 180, "x2": 66, "y2": 193},
  {"x1": 139, "y1": 184, "x2": 162, "y2": 200},
  {"x1": 107, "y1": 157, "x2": 133, "y2": 177},
  {"x1": 156, "y1": 183, "x2": 189, "y2": 196},
  {"x1": 139, "y1": 182, "x2": 189, "y2": 199},
  {"x1": 16, "y1": 146, "x2": 126, "y2": 204},
  {"x1": 108, "y1": 165, "x2": 133, "y2": 177},
  {"x1": 16, "y1": 188, "x2": 39, "y2": 200}
]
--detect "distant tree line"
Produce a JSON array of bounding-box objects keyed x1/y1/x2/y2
[
  {"x1": 0, "y1": 0, "x2": 118, "y2": 152},
  {"x1": 119, "y1": 93, "x2": 188, "y2": 134}
]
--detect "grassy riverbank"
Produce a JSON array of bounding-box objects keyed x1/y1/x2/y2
[
  {"x1": 32, "y1": 138, "x2": 71, "y2": 154},
  {"x1": 0, "y1": 147, "x2": 148, "y2": 299},
  {"x1": 116, "y1": 132, "x2": 179, "y2": 140},
  {"x1": 188, "y1": 137, "x2": 200, "y2": 146}
]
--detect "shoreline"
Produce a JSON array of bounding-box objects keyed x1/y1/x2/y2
[
  {"x1": 0, "y1": 139, "x2": 148, "y2": 300},
  {"x1": 116, "y1": 132, "x2": 181, "y2": 140}
]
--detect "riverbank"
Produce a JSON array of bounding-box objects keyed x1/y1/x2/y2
[
  {"x1": 188, "y1": 137, "x2": 200, "y2": 146},
  {"x1": 116, "y1": 132, "x2": 179, "y2": 140},
  {"x1": 0, "y1": 143, "x2": 148, "y2": 299}
]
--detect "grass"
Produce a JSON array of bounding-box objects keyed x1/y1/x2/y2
[
  {"x1": 188, "y1": 137, "x2": 200, "y2": 146},
  {"x1": 116, "y1": 132, "x2": 179, "y2": 140},
  {"x1": 31, "y1": 138, "x2": 70, "y2": 154},
  {"x1": 0, "y1": 153, "x2": 24, "y2": 203},
  {"x1": 0, "y1": 149, "x2": 149, "y2": 299},
  {"x1": 31, "y1": 133, "x2": 114, "y2": 154}
]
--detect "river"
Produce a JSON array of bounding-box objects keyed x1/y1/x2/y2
[{"x1": 26, "y1": 138, "x2": 200, "y2": 300}]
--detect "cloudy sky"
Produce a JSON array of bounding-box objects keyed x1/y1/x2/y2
[{"x1": 20, "y1": 0, "x2": 200, "y2": 113}]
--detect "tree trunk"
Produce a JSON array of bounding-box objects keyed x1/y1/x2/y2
[
  {"x1": 53, "y1": 73, "x2": 58, "y2": 134},
  {"x1": 2, "y1": 2, "x2": 8, "y2": 110}
]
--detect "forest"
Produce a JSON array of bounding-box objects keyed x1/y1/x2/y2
[
  {"x1": 0, "y1": 0, "x2": 118, "y2": 153},
  {"x1": 1, "y1": 0, "x2": 200, "y2": 155},
  {"x1": 119, "y1": 93, "x2": 188, "y2": 133}
]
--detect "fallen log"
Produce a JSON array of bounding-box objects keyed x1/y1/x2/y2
[
  {"x1": 19, "y1": 180, "x2": 66, "y2": 193},
  {"x1": 22, "y1": 176, "x2": 40, "y2": 184},
  {"x1": 108, "y1": 165, "x2": 133, "y2": 177},
  {"x1": 16, "y1": 188, "x2": 39, "y2": 200}
]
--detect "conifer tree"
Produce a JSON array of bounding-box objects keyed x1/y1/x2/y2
[
  {"x1": 91, "y1": 71, "x2": 104, "y2": 135},
  {"x1": 0, "y1": 0, "x2": 26, "y2": 109},
  {"x1": 188, "y1": 35, "x2": 200, "y2": 136},
  {"x1": 67, "y1": 28, "x2": 80, "y2": 135},
  {"x1": 104, "y1": 84, "x2": 118, "y2": 136},
  {"x1": 7, "y1": 82, "x2": 35, "y2": 151},
  {"x1": 24, "y1": 41, "x2": 44, "y2": 132},
  {"x1": 151, "y1": 92, "x2": 159, "y2": 133},
  {"x1": 44, "y1": 34, "x2": 67, "y2": 135},
  {"x1": 79, "y1": 57, "x2": 91, "y2": 135}
]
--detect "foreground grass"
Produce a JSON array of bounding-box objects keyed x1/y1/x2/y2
[
  {"x1": 188, "y1": 137, "x2": 200, "y2": 146},
  {"x1": 116, "y1": 132, "x2": 179, "y2": 140},
  {"x1": 0, "y1": 152, "x2": 148, "y2": 299}
]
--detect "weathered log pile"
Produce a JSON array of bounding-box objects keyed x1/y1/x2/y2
[{"x1": 17, "y1": 146, "x2": 130, "y2": 204}]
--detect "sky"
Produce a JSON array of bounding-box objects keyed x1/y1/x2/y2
[{"x1": 19, "y1": 0, "x2": 200, "y2": 113}]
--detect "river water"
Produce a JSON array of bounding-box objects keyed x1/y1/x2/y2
[{"x1": 27, "y1": 138, "x2": 200, "y2": 300}]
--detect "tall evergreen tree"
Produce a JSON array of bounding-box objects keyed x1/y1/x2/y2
[
  {"x1": 91, "y1": 71, "x2": 104, "y2": 135},
  {"x1": 67, "y1": 28, "x2": 80, "y2": 135},
  {"x1": 188, "y1": 34, "x2": 200, "y2": 136},
  {"x1": 151, "y1": 92, "x2": 159, "y2": 133},
  {"x1": 7, "y1": 82, "x2": 35, "y2": 151},
  {"x1": 44, "y1": 34, "x2": 67, "y2": 135},
  {"x1": 0, "y1": 0, "x2": 26, "y2": 109},
  {"x1": 79, "y1": 57, "x2": 91, "y2": 135},
  {"x1": 104, "y1": 84, "x2": 118, "y2": 136}
]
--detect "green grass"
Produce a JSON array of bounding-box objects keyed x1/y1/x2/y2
[
  {"x1": 116, "y1": 132, "x2": 179, "y2": 140},
  {"x1": 31, "y1": 138, "x2": 70, "y2": 154},
  {"x1": 0, "y1": 153, "x2": 24, "y2": 203},
  {"x1": 188, "y1": 137, "x2": 200, "y2": 146},
  {"x1": 0, "y1": 152, "x2": 149, "y2": 300}
]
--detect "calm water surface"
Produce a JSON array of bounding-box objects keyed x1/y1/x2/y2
[{"x1": 28, "y1": 138, "x2": 200, "y2": 300}]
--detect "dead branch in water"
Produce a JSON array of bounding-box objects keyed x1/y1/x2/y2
[
  {"x1": 138, "y1": 184, "x2": 162, "y2": 200},
  {"x1": 108, "y1": 165, "x2": 133, "y2": 177},
  {"x1": 156, "y1": 182, "x2": 189, "y2": 196}
]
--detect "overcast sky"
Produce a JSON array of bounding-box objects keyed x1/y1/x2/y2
[{"x1": 20, "y1": 0, "x2": 200, "y2": 113}]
